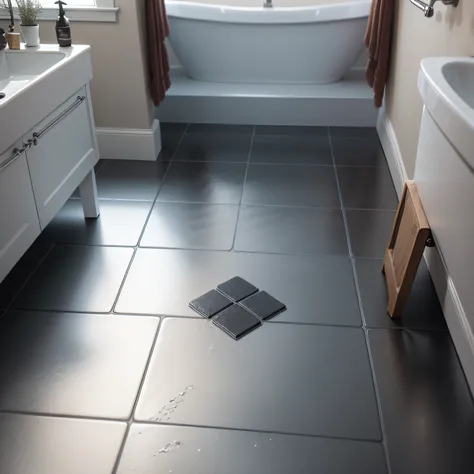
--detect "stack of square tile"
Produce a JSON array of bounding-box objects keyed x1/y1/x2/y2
[{"x1": 189, "y1": 277, "x2": 286, "y2": 340}]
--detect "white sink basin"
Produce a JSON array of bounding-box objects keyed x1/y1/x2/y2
[
  {"x1": 418, "y1": 57, "x2": 474, "y2": 169},
  {"x1": 0, "y1": 50, "x2": 66, "y2": 101},
  {"x1": 0, "y1": 44, "x2": 93, "y2": 155}
]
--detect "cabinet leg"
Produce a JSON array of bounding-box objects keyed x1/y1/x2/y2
[{"x1": 79, "y1": 169, "x2": 100, "y2": 219}]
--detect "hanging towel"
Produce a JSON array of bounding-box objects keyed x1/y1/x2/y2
[
  {"x1": 146, "y1": 0, "x2": 171, "y2": 106},
  {"x1": 365, "y1": 0, "x2": 395, "y2": 108}
]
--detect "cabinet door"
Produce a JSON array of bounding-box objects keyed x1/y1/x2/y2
[
  {"x1": 0, "y1": 142, "x2": 41, "y2": 283},
  {"x1": 26, "y1": 89, "x2": 99, "y2": 229}
]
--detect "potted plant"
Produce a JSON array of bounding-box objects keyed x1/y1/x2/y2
[{"x1": 1, "y1": 0, "x2": 42, "y2": 47}]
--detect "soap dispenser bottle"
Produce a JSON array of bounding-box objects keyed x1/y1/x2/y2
[{"x1": 55, "y1": 1, "x2": 72, "y2": 47}]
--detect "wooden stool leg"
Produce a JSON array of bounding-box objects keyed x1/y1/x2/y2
[{"x1": 382, "y1": 181, "x2": 431, "y2": 318}]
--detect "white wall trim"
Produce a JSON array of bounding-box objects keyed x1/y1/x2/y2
[
  {"x1": 377, "y1": 107, "x2": 474, "y2": 395},
  {"x1": 96, "y1": 119, "x2": 162, "y2": 161}
]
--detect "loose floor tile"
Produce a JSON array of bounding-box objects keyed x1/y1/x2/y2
[
  {"x1": 213, "y1": 304, "x2": 261, "y2": 339},
  {"x1": 42, "y1": 199, "x2": 152, "y2": 246},
  {"x1": 140, "y1": 202, "x2": 239, "y2": 250},
  {"x1": 96, "y1": 160, "x2": 169, "y2": 201},
  {"x1": 243, "y1": 164, "x2": 340, "y2": 207},
  {"x1": 337, "y1": 166, "x2": 398, "y2": 210},
  {"x1": 250, "y1": 135, "x2": 332, "y2": 165},
  {"x1": 240, "y1": 290, "x2": 286, "y2": 321},
  {"x1": 12, "y1": 245, "x2": 133, "y2": 313},
  {"x1": 355, "y1": 258, "x2": 446, "y2": 330},
  {"x1": 0, "y1": 311, "x2": 159, "y2": 418},
  {"x1": 0, "y1": 414, "x2": 126, "y2": 474},
  {"x1": 369, "y1": 329, "x2": 474, "y2": 474},
  {"x1": 332, "y1": 137, "x2": 387, "y2": 167},
  {"x1": 235, "y1": 206, "x2": 348, "y2": 255},
  {"x1": 217, "y1": 276, "x2": 259, "y2": 302},
  {"x1": 117, "y1": 424, "x2": 387, "y2": 474},
  {"x1": 346, "y1": 210, "x2": 396, "y2": 258},
  {"x1": 116, "y1": 249, "x2": 361, "y2": 326},
  {"x1": 157, "y1": 162, "x2": 247, "y2": 204},
  {"x1": 174, "y1": 132, "x2": 252, "y2": 162},
  {"x1": 0, "y1": 237, "x2": 53, "y2": 310},
  {"x1": 135, "y1": 319, "x2": 381, "y2": 440},
  {"x1": 189, "y1": 289, "x2": 233, "y2": 319}
]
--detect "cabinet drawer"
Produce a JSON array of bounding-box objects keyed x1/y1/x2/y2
[
  {"x1": 25, "y1": 89, "x2": 99, "y2": 229},
  {"x1": 0, "y1": 143, "x2": 41, "y2": 283}
]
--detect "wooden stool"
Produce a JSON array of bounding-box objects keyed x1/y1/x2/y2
[{"x1": 383, "y1": 180, "x2": 433, "y2": 318}]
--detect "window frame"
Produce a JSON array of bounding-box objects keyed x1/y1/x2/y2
[{"x1": 1, "y1": 0, "x2": 119, "y2": 23}]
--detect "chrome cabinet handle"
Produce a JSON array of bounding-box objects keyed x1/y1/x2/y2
[
  {"x1": 0, "y1": 147, "x2": 25, "y2": 173},
  {"x1": 31, "y1": 95, "x2": 86, "y2": 145}
]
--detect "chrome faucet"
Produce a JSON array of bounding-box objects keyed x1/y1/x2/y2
[{"x1": 263, "y1": 0, "x2": 273, "y2": 8}]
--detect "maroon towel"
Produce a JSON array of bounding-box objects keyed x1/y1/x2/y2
[
  {"x1": 146, "y1": 0, "x2": 171, "y2": 106},
  {"x1": 365, "y1": 0, "x2": 395, "y2": 108}
]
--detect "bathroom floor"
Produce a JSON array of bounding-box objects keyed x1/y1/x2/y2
[{"x1": 0, "y1": 124, "x2": 473, "y2": 474}]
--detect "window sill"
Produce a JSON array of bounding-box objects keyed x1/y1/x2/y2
[{"x1": 0, "y1": 6, "x2": 119, "y2": 23}]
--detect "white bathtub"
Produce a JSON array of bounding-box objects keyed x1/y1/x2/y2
[{"x1": 165, "y1": 0, "x2": 370, "y2": 84}]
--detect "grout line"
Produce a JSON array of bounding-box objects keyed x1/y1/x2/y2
[
  {"x1": 2, "y1": 242, "x2": 57, "y2": 316},
  {"x1": 111, "y1": 318, "x2": 165, "y2": 474},
  {"x1": 0, "y1": 407, "x2": 384, "y2": 446},
  {"x1": 110, "y1": 126, "x2": 190, "y2": 314},
  {"x1": 230, "y1": 125, "x2": 256, "y2": 251},
  {"x1": 329, "y1": 128, "x2": 393, "y2": 474}
]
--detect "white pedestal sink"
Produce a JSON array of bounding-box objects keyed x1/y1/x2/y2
[
  {"x1": 0, "y1": 45, "x2": 100, "y2": 283},
  {"x1": 415, "y1": 57, "x2": 474, "y2": 393}
]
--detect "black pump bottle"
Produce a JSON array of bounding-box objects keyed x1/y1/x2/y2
[{"x1": 55, "y1": 1, "x2": 72, "y2": 47}]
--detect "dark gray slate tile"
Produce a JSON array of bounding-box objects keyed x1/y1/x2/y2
[
  {"x1": 330, "y1": 127, "x2": 378, "y2": 140},
  {"x1": 157, "y1": 162, "x2": 246, "y2": 204},
  {"x1": 355, "y1": 258, "x2": 446, "y2": 330},
  {"x1": 0, "y1": 311, "x2": 158, "y2": 418},
  {"x1": 332, "y1": 138, "x2": 387, "y2": 167},
  {"x1": 187, "y1": 124, "x2": 253, "y2": 134},
  {"x1": 116, "y1": 249, "x2": 361, "y2": 327},
  {"x1": 174, "y1": 132, "x2": 252, "y2": 162},
  {"x1": 42, "y1": 199, "x2": 152, "y2": 247},
  {"x1": 117, "y1": 424, "x2": 387, "y2": 474},
  {"x1": 250, "y1": 135, "x2": 332, "y2": 165},
  {"x1": 346, "y1": 210, "x2": 396, "y2": 258},
  {"x1": 12, "y1": 245, "x2": 133, "y2": 313},
  {"x1": 0, "y1": 414, "x2": 126, "y2": 474},
  {"x1": 338, "y1": 167, "x2": 398, "y2": 210},
  {"x1": 0, "y1": 237, "x2": 53, "y2": 309},
  {"x1": 135, "y1": 319, "x2": 381, "y2": 440},
  {"x1": 140, "y1": 203, "x2": 239, "y2": 250},
  {"x1": 369, "y1": 329, "x2": 474, "y2": 474},
  {"x1": 243, "y1": 164, "x2": 340, "y2": 207},
  {"x1": 235, "y1": 206, "x2": 348, "y2": 255},
  {"x1": 159, "y1": 122, "x2": 187, "y2": 160},
  {"x1": 256, "y1": 125, "x2": 329, "y2": 138},
  {"x1": 213, "y1": 304, "x2": 261, "y2": 339},
  {"x1": 96, "y1": 160, "x2": 169, "y2": 201}
]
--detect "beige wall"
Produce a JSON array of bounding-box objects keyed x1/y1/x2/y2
[
  {"x1": 38, "y1": 0, "x2": 154, "y2": 130},
  {"x1": 386, "y1": 0, "x2": 474, "y2": 178},
  {"x1": 175, "y1": 0, "x2": 349, "y2": 5}
]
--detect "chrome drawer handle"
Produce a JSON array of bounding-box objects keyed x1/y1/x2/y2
[
  {"x1": 0, "y1": 147, "x2": 25, "y2": 173},
  {"x1": 31, "y1": 95, "x2": 86, "y2": 145}
]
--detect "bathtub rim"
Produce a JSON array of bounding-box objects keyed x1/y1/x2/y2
[{"x1": 165, "y1": 0, "x2": 371, "y2": 24}]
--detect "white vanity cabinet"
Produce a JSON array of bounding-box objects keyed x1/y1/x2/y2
[
  {"x1": 0, "y1": 142, "x2": 42, "y2": 282},
  {"x1": 24, "y1": 87, "x2": 98, "y2": 229},
  {"x1": 0, "y1": 86, "x2": 100, "y2": 284}
]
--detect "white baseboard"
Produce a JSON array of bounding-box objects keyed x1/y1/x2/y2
[
  {"x1": 377, "y1": 107, "x2": 474, "y2": 395},
  {"x1": 96, "y1": 119, "x2": 162, "y2": 161}
]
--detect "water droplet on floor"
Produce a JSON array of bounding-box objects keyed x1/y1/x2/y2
[{"x1": 198, "y1": 448, "x2": 201, "y2": 452}]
